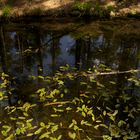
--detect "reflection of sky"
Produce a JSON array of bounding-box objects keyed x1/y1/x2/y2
[
  {"x1": 58, "y1": 35, "x2": 75, "y2": 65},
  {"x1": 10, "y1": 32, "x2": 16, "y2": 40},
  {"x1": 9, "y1": 32, "x2": 17, "y2": 59},
  {"x1": 8, "y1": 32, "x2": 19, "y2": 74},
  {"x1": 0, "y1": 29, "x2": 140, "y2": 77},
  {"x1": 42, "y1": 35, "x2": 75, "y2": 74},
  {"x1": 95, "y1": 35, "x2": 104, "y2": 47}
]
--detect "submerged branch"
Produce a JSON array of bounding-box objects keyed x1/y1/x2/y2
[
  {"x1": 44, "y1": 101, "x2": 71, "y2": 106},
  {"x1": 89, "y1": 69, "x2": 140, "y2": 77}
]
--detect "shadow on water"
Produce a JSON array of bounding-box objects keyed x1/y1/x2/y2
[{"x1": 0, "y1": 19, "x2": 140, "y2": 139}]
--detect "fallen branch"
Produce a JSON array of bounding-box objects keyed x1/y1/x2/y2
[
  {"x1": 44, "y1": 101, "x2": 71, "y2": 106},
  {"x1": 89, "y1": 69, "x2": 140, "y2": 77}
]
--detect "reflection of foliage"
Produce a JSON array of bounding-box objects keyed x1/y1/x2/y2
[{"x1": 0, "y1": 64, "x2": 140, "y2": 139}]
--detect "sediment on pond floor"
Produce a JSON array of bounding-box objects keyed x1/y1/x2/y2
[{"x1": 0, "y1": 0, "x2": 140, "y2": 19}]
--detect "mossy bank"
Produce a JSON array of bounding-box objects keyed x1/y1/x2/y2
[{"x1": 0, "y1": 0, "x2": 140, "y2": 20}]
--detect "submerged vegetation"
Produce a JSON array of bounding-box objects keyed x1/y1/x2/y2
[
  {"x1": 0, "y1": 19, "x2": 140, "y2": 139},
  {"x1": 0, "y1": 65, "x2": 140, "y2": 140}
]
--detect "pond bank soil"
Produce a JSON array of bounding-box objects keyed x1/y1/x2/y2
[{"x1": 0, "y1": 0, "x2": 140, "y2": 18}]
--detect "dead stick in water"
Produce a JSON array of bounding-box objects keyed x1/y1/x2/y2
[
  {"x1": 89, "y1": 69, "x2": 140, "y2": 76},
  {"x1": 45, "y1": 101, "x2": 71, "y2": 106}
]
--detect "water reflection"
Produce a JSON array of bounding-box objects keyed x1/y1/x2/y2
[
  {"x1": 0, "y1": 21, "x2": 140, "y2": 77},
  {"x1": 0, "y1": 20, "x2": 140, "y2": 98}
]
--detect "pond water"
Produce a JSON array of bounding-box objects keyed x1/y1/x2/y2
[{"x1": 0, "y1": 19, "x2": 140, "y2": 139}]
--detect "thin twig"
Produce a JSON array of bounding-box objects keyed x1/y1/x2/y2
[{"x1": 44, "y1": 101, "x2": 71, "y2": 106}]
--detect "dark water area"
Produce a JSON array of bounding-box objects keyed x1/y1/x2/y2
[
  {"x1": 0, "y1": 20, "x2": 140, "y2": 75},
  {"x1": 0, "y1": 19, "x2": 140, "y2": 139}
]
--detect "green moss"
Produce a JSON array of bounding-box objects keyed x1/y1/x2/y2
[
  {"x1": 71, "y1": 2, "x2": 92, "y2": 16},
  {"x1": 2, "y1": 5, "x2": 11, "y2": 17},
  {"x1": 73, "y1": 2, "x2": 92, "y2": 12}
]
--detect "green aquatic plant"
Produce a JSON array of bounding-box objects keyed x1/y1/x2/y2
[{"x1": 0, "y1": 65, "x2": 140, "y2": 140}]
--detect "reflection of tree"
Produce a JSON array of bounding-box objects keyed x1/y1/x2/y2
[
  {"x1": 0, "y1": 27, "x2": 7, "y2": 73},
  {"x1": 0, "y1": 22, "x2": 140, "y2": 102},
  {"x1": 0, "y1": 27, "x2": 12, "y2": 105},
  {"x1": 16, "y1": 32, "x2": 24, "y2": 73},
  {"x1": 75, "y1": 38, "x2": 82, "y2": 69},
  {"x1": 115, "y1": 37, "x2": 140, "y2": 94},
  {"x1": 70, "y1": 36, "x2": 93, "y2": 69},
  {"x1": 17, "y1": 30, "x2": 36, "y2": 74},
  {"x1": 50, "y1": 33, "x2": 60, "y2": 73},
  {"x1": 86, "y1": 37, "x2": 92, "y2": 66},
  {"x1": 34, "y1": 28, "x2": 43, "y2": 76},
  {"x1": 43, "y1": 32, "x2": 61, "y2": 74}
]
